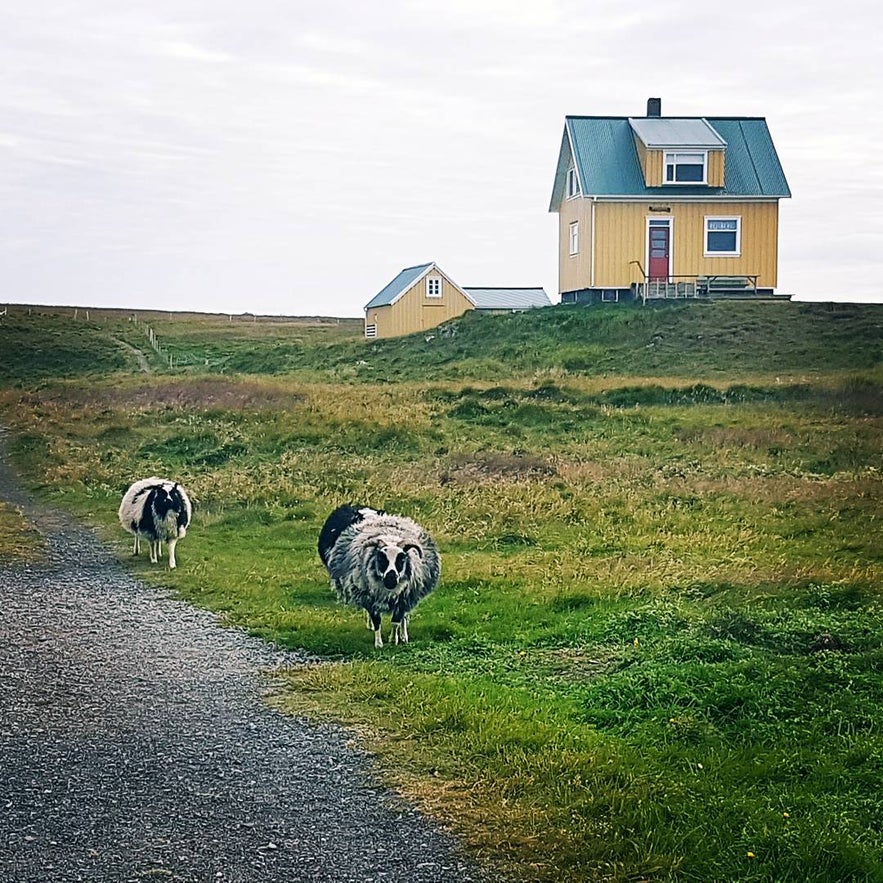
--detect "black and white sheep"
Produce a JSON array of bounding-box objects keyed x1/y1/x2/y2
[
  {"x1": 318, "y1": 504, "x2": 441, "y2": 648},
  {"x1": 118, "y1": 477, "x2": 192, "y2": 569}
]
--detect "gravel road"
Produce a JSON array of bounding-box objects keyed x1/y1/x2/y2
[{"x1": 0, "y1": 434, "x2": 486, "y2": 882}]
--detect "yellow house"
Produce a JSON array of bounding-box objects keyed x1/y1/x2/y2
[
  {"x1": 549, "y1": 98, "x2": 792, "y2": 303},
  {"x1": 364, "y1": 262, "x2": 550, "y2": 339}
]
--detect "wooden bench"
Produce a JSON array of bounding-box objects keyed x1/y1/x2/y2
[{"x1": 697, "y1": 275, "x2": 758, "y2": 296}]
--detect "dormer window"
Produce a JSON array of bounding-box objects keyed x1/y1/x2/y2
[
  {"x1": 426, "y1": 276, "x2": 442, "y2": 298},
  {"x1": 566, "y1": 166, "x2": 580, "y2": 198},
  {"x1": 665, "y1": 151, "x2": 706, "y2": 184}
]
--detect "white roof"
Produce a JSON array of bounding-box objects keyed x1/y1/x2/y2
[
  {"x1": 628, "y1": 117, "x2": 727, "y2": 149},
  {"x1": 462, "y1": 287, "x2": 551, "y2": 310}
]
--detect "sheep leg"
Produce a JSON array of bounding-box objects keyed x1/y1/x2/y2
[
  {"x1": 392, "y1": 616, "x2": 409, "y2": 645},
  {"x1": 149, "y1": 540, "x2": 159, "y2": 564},
  {"x1": 368, "y1": 610, "x2": 383, "y2": 649},
  {"x1": 167, "y1": 537, "x2": 178, "y2": 570},
  {"x1": 133, "y1": 535, "x2": 140, "y2": 556},
  {"x1": 391, "y1": 600, "x2": 410, "y2": 645},
  {"x1": 365, "y1": 610, "x2": 373, "y2": 631}
]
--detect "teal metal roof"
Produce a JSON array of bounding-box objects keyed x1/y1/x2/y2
[
  {"x1": 550, "y1": 116, "x2": 791, "y2": 208},
  {"x1": 463, "y1": 287, "x2": 551, "y2": 310},
  {"x1": 365, "y1": 263, "x2": 434, "y2": 309}
]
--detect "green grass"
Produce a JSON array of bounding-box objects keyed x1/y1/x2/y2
[
  {"x1": 0, "y1": 312, "x2": 135, "y2": 383},
  {"x1": 0, "y1": 300, "x2": 881, "y2": 881},
  {"x1": 3, "y1": 300, "x2": 882, "y2": 384},
  {"x1": 0, "y1": 501, "x2": 43, "y2": 563}
]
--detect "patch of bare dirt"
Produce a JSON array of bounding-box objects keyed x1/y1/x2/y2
[
  {"x1": 439, "y1": 452, "x2": 557, "y2": 485},
  {"x1": 19, "y1": 378, "x2": 307, "y2": 412}
]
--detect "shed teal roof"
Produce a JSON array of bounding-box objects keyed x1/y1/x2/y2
[{"x1": 550, "y1": 116, "x2": 791, "y2": 208}]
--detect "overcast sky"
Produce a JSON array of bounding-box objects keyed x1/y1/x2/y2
[{"x1": 2, "y1": 0, "x2": 881, "y2": 317}]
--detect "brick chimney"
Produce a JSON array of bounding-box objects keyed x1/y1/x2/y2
[{"x1": 647, "y1": 97, "x2": 662, "y2": 117}]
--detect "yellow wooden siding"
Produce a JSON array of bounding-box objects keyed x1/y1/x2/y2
[
  {"x1": 586, "y1": 201, "x2": 779, "y2": 289},
  {"x1": 642, "y1": 147, "x2": 663, "y2": 186},
  {"x1": 366, "y1": 273, "x2": 474, "y2": 339},
  {"x1": 707, "y1": 149, "x2": 725, "y2": 187},
  {"x1": 557, "y1": 197, "x2": 594, "y2": 293},
  {"x1": 635, "y1": 137, "x2": 649, "y2": 181}
]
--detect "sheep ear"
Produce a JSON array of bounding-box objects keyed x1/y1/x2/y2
[
  {"x1": 403, "y1": 543, "x2": 423, "y2": 558},
  {"x1": 361, "y1": 539, "x2": 382, "y2": 558}
]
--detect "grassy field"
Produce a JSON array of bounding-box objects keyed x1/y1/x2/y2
[{"x1": 1, "y1": 300, "x2": 881, "y2": 881}]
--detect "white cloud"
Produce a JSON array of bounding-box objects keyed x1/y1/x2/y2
[
  {"x1": 407, "y1": 0, "x2": 563, "y2": 28},
  {"x1": 0, "y1": 0, "x2": 882, "y2": 314},
  {"x1": 157, "y1": 40, "x2": 233, "y2": 63}
]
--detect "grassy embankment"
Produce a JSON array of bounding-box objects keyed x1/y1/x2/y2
[{"x1": 0, "y1": 301, "x2": 881, "y2": 881}]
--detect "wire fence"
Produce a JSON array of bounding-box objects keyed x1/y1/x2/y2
[
  {"x1": 130, "y1": 314, "x2": 205, "y2": 370},
  {"x1": 0, "y1": 304, "x2": 206, "y2": 371},
  {"x1": 1, "y1": 304, "x2": 357, "y2": 371}
]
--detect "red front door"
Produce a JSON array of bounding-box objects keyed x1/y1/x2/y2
[{"x1": 648, "y1": 224, "x2": 670, "y2": 280}]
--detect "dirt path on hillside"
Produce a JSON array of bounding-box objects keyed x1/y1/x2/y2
[
  {"x1": 0, "y1": 431, "x2": 486, "y2": 882},
  {"x1": 110, "y1": 336, "x2": 152, "y2": 372}
]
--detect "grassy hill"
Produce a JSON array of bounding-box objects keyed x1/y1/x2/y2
[
  {"x1": 0, "y1": 298, "x2": 881, "y2": 882},
  {"x1": 2, "y1": 300, "x2": 881, "y2": 383},
  {"x1": 362, "y1": 300, "x2": 883, "y2": 380}
]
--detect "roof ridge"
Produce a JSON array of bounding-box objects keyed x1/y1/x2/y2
[
  {"x1": 401, "y1": 262, "x2": 434, "y2": 271},
  {"x1": 568, "y1": 114, "x2": 768, "y2": 121}
]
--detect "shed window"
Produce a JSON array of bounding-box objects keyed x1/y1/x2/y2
[
  {"x1": 569, "y1": 221, "x2": 579, "y2": 255},
  {"x1": 566, "y1": 167, "x2": 580, "y2": 198},
  {"x1": 705, "y1": 217, "x2": 741, "y2": 255},
  {"x1": 426, "y1": 276, "x2": 442, "y2": 298},
  {"x1": 665, "y1": 152, "x2": 706, "y2": 184}
]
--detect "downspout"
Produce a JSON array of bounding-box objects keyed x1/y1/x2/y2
[{"x1": 590, "y1": 197, "x2": 597, "y2": 288}]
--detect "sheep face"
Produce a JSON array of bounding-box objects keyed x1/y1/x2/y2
[{"x1": 368, "y1": 543, "x2": 417, "y2": 593}]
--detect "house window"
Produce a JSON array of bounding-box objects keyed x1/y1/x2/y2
[
  {"x1": 426, "y1": 276, "x2": 442, "y2": 298},
  {"x1": 569, "y1": 221, "x2": 579, "y2": 255},
  {"x1": 705, "y1": 217, "x2": 741, "y2": 256},
  {"x1": 566, "y1": 166, "x2": 580, "y2": 198},
  {"x1": 665, "y1": 152, "x2": 706, "y2": 184}
]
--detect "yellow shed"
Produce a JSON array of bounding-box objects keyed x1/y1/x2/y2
[
  {"x1": 364, "y1": 263, "x2": 551, "y2": 339},
  {"x1": 364, "y1": 263, "x2": 474, "y2": 339}
]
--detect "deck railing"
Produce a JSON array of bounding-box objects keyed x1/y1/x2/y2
[{"x1": 628, "y1": 264, "x2": 759, "y2": 303}]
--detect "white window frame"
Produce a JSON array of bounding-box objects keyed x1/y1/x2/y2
[
  {"x1": 704, "y1": 216, "x2": 741, "y2": 257},
  {"x1": 425, "y1": 276, "x2": 442, "y2": 298},
  {"x1": 568, "y1": 221, "x2": 579, "y2": 256},
  {"x1": 664, "y1": 151, "x2": 707, "y2": 185},
  {"x1": 566, "y1": 166, "x2": 580, "y2": 198}
]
